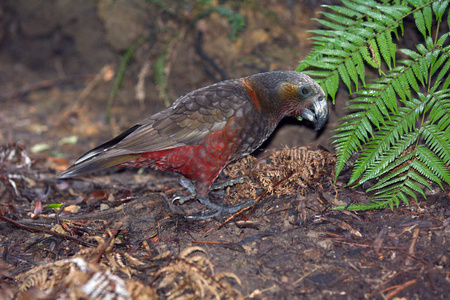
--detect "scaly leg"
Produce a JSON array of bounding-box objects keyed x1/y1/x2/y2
[{"x1": 172, "y1": 176, "x2": 255, "y2": 219}]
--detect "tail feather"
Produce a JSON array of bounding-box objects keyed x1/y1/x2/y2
[
  {"x1": 57, "y1": 153, "x2": 141, "y2": 178},
  {"x1": 57, "y1": 124, "x2": 143, "y2": 178}
]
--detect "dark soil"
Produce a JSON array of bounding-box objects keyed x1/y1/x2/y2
[{"x1": 0, "y1": 1, "x2": 449, "y2": 299}]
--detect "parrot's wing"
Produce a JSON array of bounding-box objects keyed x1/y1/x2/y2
[
  {"x1": 57, "y1": 81, "x2": 247, "y2": 178},
  {"x1": 112, "y1": 81, "x2": 245, "y2": 153}
]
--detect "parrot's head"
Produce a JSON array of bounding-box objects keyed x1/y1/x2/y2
[{"x1": 250, "y1": 70, "x2": 328, "y2": 131}]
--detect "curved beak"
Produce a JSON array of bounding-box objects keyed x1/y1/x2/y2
[{"x1": 297, "y1": 96, "x2": 328, "y2": 131}]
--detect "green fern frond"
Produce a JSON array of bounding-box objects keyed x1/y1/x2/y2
[
  {"x1": 334, "y1": 51, "x2": 436, "y2": 181},
  {"x1": 299, "y1": 0, "x2": 450, "y2": 211},
  {"x1": 333, "y1": 201, "x2": 394, "y2": 211},
  {"x1": 421, "y1": 124, "x2": 450, "y2": 165},
  {"x1": 349, "y1": 96, "x2": 425, "y2": 185},
  {"x1": 298, "y1": 0, "x2": 409, "y2": 100},
  {"x1": 360, "y1": 133, "x2": 419, "y2": 182},
  {"x1": 415, "y1": 145, "x2": 450, "y2": 185},
  {"x1": 426, "y1": 88, "x2": 450, "y2": 129}
]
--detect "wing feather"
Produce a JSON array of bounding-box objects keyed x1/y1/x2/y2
[
  {"x1": 57, "y1": 79, "x2": 250, "y2": 178},
  {"x1": 113, "y1": 80, "x2": 248, "y2": 153}
]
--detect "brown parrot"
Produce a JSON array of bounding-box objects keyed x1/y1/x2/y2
[{"x1": 57, "y1": 71, "x2": 328, "y2": 219}]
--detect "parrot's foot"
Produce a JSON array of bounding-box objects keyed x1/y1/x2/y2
[
  {"x1": 186, "y1": 198, "x2": 256, "y2": 220},
  {"x1": 210, "y1": 176, "x2": 248, "y2": 190},
  {"x1": 172, "y1": 177, "x2": 196, "y2": 204},
  {"x1": 173, "y1": 176, "x2": 253, "y2": 219},
  {"x1": 173, "y1": 176, "x2": 247, "y2": 205}
]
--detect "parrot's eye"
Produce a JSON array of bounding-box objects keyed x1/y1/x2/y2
[{"x1": 300, "y1": 87, "x2": 310, "y2": 95}]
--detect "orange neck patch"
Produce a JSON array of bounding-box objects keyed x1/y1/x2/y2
[{"x1": 241, "y1": 78, "x2": 262, "y2": 113}]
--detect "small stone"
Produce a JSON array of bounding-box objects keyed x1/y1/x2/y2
[{"x1": 100, "y1": 203, "x2": 110, "y2": 211}]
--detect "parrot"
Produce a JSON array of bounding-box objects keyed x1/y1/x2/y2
[{"x1": 57, "y1": 70, "x2": 328, "y2": 219}]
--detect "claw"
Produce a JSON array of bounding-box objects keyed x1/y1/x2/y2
[{"x1": 172, "y1": 192, "x2": 196, "y2": 205}]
